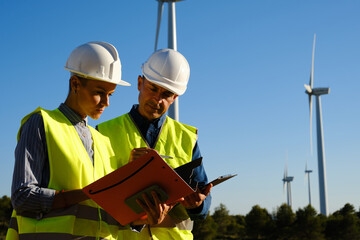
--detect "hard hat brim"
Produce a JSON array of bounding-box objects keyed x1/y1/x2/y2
[
  {"x1": 65, "y1": 67, "x2": 131, "y2": 86},
  {"x1": 143, "y1": 74, "x2": 186, "y2": 96}
]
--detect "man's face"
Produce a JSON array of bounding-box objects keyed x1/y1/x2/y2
[
  {"x1": 74, "y1": 78, "x2": 116, "y2": 119},
  {"x1": 137, "y1": 76, "x2": 178, "y2": 121}
]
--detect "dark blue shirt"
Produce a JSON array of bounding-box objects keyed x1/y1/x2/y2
[{"x1": 129, "y1": 104, "x2": 211, "y2": 220}]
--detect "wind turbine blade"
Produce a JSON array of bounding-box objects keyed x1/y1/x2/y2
[
  {"x1": 154, "y1": 1, "x2": 164, "y2": 51},
  {"x1": 285, "y1": 151, "x2": 288, "y2": 177},
  {"x1": 310, "y1": 34, "x2": 316, "y2": 89},
  {"x1": 304, "y1": 161, "x2": 308, "y2": 184},
  {"x1": 309, "y1": 94, "x2": 313, "y2": 155},
  {"x1": 283, "y1": 182, "x2": 286, "y2": 193},
  {"x1": 283, "y1": 151, "x2": 288, "y2": 194}
]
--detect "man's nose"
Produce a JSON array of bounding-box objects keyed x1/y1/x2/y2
[{"x1": 102, "y1": 95, "x2": 110, "y2": 107}]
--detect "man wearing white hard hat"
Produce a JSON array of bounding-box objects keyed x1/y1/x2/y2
[
  {"x1": 98, "y1": 49, "x2": 212, "y2": 240},
  {"x1": 6, "y1": 42, "x2": 168, "y2": 240}
]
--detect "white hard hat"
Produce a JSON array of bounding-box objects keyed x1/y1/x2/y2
[
  {"x1": 141, "y1": 49, "x2": 190, "y2": 95},
  {"x1": 64, "y1": 41, "x2": 130, "y2": 86}
]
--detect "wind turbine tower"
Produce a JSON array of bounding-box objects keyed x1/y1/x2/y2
[
  {"x1": 304, "y1": 34, "x2": 330, "y2": 216},
  {"x1": 282, "y1": 164, "x2": 294, "y2": 207},
  {"x1": 305, "y1": 163, "x2": 313, "y2": 205},
  {"x1": 154, "y1": 0, "x2": 183, "y2": 121}
]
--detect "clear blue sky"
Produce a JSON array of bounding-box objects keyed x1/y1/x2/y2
[{"x1": 1, "y1": 0, "x2": 359, "y2": 215}]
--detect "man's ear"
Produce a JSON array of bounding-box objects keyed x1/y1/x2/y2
[
  {"x1": 137, "y1": 75, "x2": 143, "y2": 91},
  {"x1": 70, "y1": 75, "x2": 81, "y2": 93}
]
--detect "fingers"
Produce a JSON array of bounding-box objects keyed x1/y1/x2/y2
[
  {"x1": 170, "y1": 197, "x2": 184, "y2": 207},
  {"x1": 182, "y1": 193, "x2": 202, "y2": 209},
  {"x1": 148, "y1": 191, "x2": 167, "y2": 225},
  {"x1": 135, "y1": 197, "x2": 153, "y2": 225},
  {"x1": 135, "y1": 191, "x2": 167, "y2": 225},
  {"x1": 202, "y1": 183, "x2": 212, "y2": 197},
  {"x1": 151, "y1": 191, "x2": 165, "y2": 214},
  {"x1": 181, "y1": 184, "x2": 212, "y2": 209},
  {"x1": 129, "y1": 147, "x2": 153, "y2": 162}
]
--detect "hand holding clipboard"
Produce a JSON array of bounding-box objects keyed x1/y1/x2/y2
[{"x1": 174, "y1": 158, "x2": 237, "y2": 210}]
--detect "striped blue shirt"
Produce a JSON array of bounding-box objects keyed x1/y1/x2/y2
[{"x1": 11, "y1": 103, "x2": 93, "y2": 215}]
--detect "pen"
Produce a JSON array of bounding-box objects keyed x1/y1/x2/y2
[{"x1": 160, "y1": 155, "x2": 173, "y2": 159}]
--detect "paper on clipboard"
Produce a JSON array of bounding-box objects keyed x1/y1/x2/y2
[{"x1": 82, "y1": 150, "x2": 195, "y2": 226}]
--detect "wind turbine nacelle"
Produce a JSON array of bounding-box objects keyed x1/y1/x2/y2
[
  {"x1": 283, "y1": 176, "x2": 294, "y2": 182},
  {"x1": 312, "y1": 87, "x2": 330, "y2": 96}
]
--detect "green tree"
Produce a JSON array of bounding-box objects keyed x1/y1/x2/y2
[
  {"x1": 226, "y1": 215, "x2": 246, "y2": 239},
  {"x1": 245, "y1": 205, "x2": 274, "y2": 239},
  {"x1": 193, "y1": 203, "x2": 360, "y2": 240},
  {"x1": 293, "y1": 205, "x2": 325, "y2": 240},
  {"x1": 325, "y1": 203, "x2": 360, "y2": 240},
  {"x1": 273, "y1": 204, "x2": 296, "y2": 240},
  {"x1": 192, "y1": 213, "x2": 217, "y2": 240},
  {"x1": 212, "y1": 203, "x2": 231, "y2": 238},
  {"x1": 0, "y1": 195, "x2": 12, "y2": 237}
]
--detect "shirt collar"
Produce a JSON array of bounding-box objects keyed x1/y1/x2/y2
[
  {"x1": 129, "y1": 104, "x2": 166, "y2": 129},
  {"x1": 58, "y1": 103, "x2": 88, "y2": 126}
]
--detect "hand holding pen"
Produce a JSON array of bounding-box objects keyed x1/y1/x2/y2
[{"x1": 129, "y1": 147, "x2": 172, "y2": 162}]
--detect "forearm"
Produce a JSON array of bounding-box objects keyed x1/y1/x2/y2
[
  {"x1": 11, "y1": 186, "x2": 55, "y2": 214},
  {"x1": 52, "y1": 189, "x2": 90, "y2": 209}
]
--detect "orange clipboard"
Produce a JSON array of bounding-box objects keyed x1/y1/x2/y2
[{"x1": 82, "y1": 150, "x2": 195, "y2": 226}]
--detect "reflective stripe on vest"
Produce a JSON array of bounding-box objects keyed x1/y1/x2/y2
[
  {"x1": 8, "y1": 108, "x2": 122, "y2": 240},
  {"x1": 18, "y1": 234, "x2": 108, "y2": 240},
  {"x1": 15, "y1": 205, "x2": 123, "y2": 227},
  {"x1": 120, "y1": 225, "x2": 193, "y2": 240},
  {"x1": 151, "y1": 215, "x2": 194, "y2": 230},
  {"x1": 98, "y1": 113, "x2": 197, "y2": 236}
]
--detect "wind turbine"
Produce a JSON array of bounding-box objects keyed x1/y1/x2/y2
[
  {"x1": 282, "y1": 161, "x2": 294, "y2": 207},
  {"x1": 304, "y1": 34, "x2": 330, "y2": 216},
  {"x1": 305, "y1": 162, "x2": 313, "y2": 205},
  {"x1": 154, "y1": 0, "x2": 183, "y2": 121}
]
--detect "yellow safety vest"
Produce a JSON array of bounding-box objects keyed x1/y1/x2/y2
[
  {"x1": 98, "y1": 113, "x2": 198, "y2": 240},
  {"x1": 7, "y1": 107, "x2": 123, "y2": 240}
]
